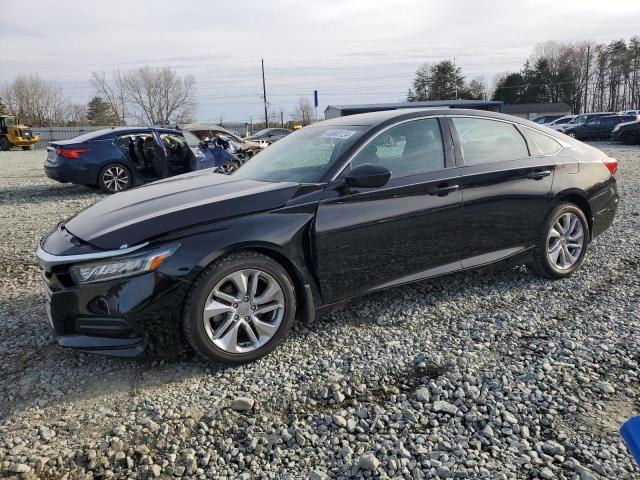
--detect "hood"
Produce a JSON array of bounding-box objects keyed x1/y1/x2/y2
[{"x1": 64, "y1": 171, "x2": 299, "y2": 250}]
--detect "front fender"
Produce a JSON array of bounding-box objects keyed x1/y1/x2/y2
[{"x1": 156, "y1": 209, "x2": 322, "y2": 308}]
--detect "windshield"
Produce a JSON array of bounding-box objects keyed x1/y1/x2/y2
[
  {"x1": 551, "y1": 116, "x2": 573, "y2": 125},
  {"x1": 569, "y1": 115, "x2": 589, "y2": 125},
  {"x1": 233, "y1": 125, "x2": 367, "y2": 183},
  {"x1": 181, "y1": 131, "x2": 201, "y2": 147},
  {"x1": 250, "y1": 128, "x2": 271, "y2": 138},
  {"x1": 4, "y1": 117, "x2": 17, "y2": 126}
]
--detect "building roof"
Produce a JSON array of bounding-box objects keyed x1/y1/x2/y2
[
  {"x1": 503, "y1": 102, "x2": 571, "y2": 114},
  {"x1": 326, "y1": 99, "x2": 503, "y2": 113}
]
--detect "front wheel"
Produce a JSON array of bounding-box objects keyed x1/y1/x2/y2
[
  {"x1": 182, "y1": 252, "x2": 297, "y2": 364},
  {"x1": 98, "y1": 163, "x2": 131, "y2": 193},
  {"x1": 530, "y1": 203, "x2": 589, "y2": 279},
  {"x1": 0, "y1": 137, "x2": 11, "y2": 151}
]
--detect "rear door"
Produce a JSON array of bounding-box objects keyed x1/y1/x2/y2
[
  {"x1": 448, "y1": 116, "x2": 556, "y2": 268},
  {"x1": 314, "y1": 117, "x2": 464, "y2": 303}
]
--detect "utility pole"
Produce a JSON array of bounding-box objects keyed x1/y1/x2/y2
[
  {"x1": 454, "y1": 57, "x2": 458, "y2": 100},
  {"x1": 280, "y1": 111, "x2": 284, "y2": 128},
  {"x1": 583, "y1": 45, "x2": 591, "y2": 113},
  {"x1": 261, "y1": 58, "x2": 268, "y2": 128}
]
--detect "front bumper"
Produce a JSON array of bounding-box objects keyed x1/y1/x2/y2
[{"x1": 38, "y1": 252, "x2": 190, "y2": 358}]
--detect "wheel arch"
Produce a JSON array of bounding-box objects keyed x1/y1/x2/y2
[
  {"x1": 197, "y1": 241, "x2": 319, "y2": 322},
  {"x1": 553, "y1": 191, "x2": 593, "y2": 240}
]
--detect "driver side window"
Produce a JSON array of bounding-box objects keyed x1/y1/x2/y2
[{"x1": 349, "y1": 118, "x2": 445, "y2": 179}]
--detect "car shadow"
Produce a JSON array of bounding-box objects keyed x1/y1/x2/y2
[
  {"x1": 0, "y1": 264, "x2": 537, "y2": 422},
  {"x1": 0, "y1": 183, "x2": 102, "y2": 205}
]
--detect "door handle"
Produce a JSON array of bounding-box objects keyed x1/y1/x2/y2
[
  {"x1": 428, "y1": 183, "x2": 460, "y2": 196},
  {"x1": 527, "y1": 170, "x2": 551, "y2": 180}
]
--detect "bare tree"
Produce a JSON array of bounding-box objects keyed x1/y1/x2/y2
[
  {"x1": 1, "y1": 74, "x2": 68, "y2": 126},
  {"x1": 123, "y1": 66, "x2": 195, "y2": 126},
  {"x1": 91, "y1": 71, "x2": 127, "y2": 125},
  {"x1": 293, "y1": 97, "x2": 314, "y2": 125},
  {"x1": 65, "y1": 103, "x2": 88, "y2": 126}
]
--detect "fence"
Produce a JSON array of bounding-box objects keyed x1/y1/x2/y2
[{"x1": 29, "y1": 126, "x2": 119, "y2": 150}]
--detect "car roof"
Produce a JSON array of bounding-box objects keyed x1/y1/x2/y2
[{"x1": 317, "y1": 108, "x2": 544, "y2": 129}]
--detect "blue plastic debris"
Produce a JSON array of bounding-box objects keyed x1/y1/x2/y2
[{"x1": 621, "y1": 416, "x2": 640, "y2": 466}]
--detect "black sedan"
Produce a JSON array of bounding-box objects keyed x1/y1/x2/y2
[
  {"x1": 36, "y1": 109, "x2": 619, "y2": 363},
  {"x1": 564, "y1": 114, "x2": 637, "y2": 140},
  {"x1": 611, "y1": 119, "x2": 640, "y2": 145},
  {"x1": 44, "y1": 127, "x2": 240, "y2": 193}
]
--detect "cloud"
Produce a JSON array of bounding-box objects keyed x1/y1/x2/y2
[{"x1": 1, "y1": 0, "x2": 639, "y2": 122}]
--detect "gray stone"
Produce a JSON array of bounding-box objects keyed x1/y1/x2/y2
[
  {"x1": 359, "y1": 452, "x2": 380, "y2": 471},
  {"x1": 230, "y1": 397, "x2": 255, "y2": 411}
]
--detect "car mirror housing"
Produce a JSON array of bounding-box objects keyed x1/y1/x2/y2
[{"x1": 345, "y1": 163, "x2": 391, "y2": 189}]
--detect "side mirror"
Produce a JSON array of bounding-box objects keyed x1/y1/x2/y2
[{"x1": 344, "y1": 163, "x2": 391, "y2": 189}]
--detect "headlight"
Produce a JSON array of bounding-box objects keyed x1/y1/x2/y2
[{"x1": 70, "y1": 245, "x2": 179, "y2": 284}]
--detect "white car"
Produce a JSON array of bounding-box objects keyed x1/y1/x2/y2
[{"x1": 547, "y1": 115, "x2": 576, "y2": 131}]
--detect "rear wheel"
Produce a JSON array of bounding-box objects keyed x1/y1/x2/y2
[
  {"x1": 21, "y1": 145, "x2": 33, "y2": 151},
  {"x1": 182, "y1": 252, "x2": 297, "y2": 364},
  {"x1": 621, "y1": 131, "x2": 639, "y2": 145},
  {"x1": 98, "y1": 163, "x2": 131, "y2": 193},
  {"x1": 530, "y1": 203, "x2": 589, "y2": 279},
  {"x1": 0, "y1": 137, "x2": 10, "y2": 151}
]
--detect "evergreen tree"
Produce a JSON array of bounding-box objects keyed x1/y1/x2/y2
[
  {"x1": 408, "y1": 60, "x2": 466, "y2": 101},
  {"x1": 86, "y1": 96, "x2": 121, "y2": 126}
]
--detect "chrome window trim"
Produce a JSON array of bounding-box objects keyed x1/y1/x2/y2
[
  {"x1": 330, "y1": 115, "x2": 446, "y2": 181},
  {"x1": 36, "y1": 242, "x2": 149, "y2": 267}
]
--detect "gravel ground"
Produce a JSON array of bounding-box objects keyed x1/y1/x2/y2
[{"x1": 0, "y1": 146, "x2": 638, "y2": 480}]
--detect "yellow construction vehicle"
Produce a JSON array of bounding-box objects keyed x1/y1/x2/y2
[{"x1": 0, "y1": 115, "x2": 40, "y2": 150}]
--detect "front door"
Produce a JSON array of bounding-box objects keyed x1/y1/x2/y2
[
  {"x1": 314, "y1": 117, "x2": 464, "y2": 304},
  {"x1": 447, "y1": 116, "x2": 556, "y2": 268}
]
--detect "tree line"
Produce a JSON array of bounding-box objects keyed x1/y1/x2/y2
[
  {"x1": 409, "y1": 35, "x2": 640, "y2": 113},
  {"x1": 0, "y1": 67, "x2": 196, "y2": 127}
]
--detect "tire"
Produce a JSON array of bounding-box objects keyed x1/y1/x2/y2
[
  {"x1": 182, "y1": 251, "x2": 297, "y2": 364},
  {"x1": 621, "y1": 131, "x2": 639, "y2": 146},
  {"x1": 0, "y1": 136, "x2": 10, "y2": 151},
  {"x1": 218, "y1": 160, "x2": 240, "y2": 175},
  {"x1": 21, "y1": 145, "x2": 33, "y2": 151},
  {"x1": 530, "y1": 202, "x2": 589, "y2": 279},
  {"x1": 98, "y1": 163, "x2": 131, "y2": 193}
]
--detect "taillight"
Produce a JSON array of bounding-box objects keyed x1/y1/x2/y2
[
  {"x1": 56, "y1": 148, "x2": 89, "y2": 159},
  {"x1": 602, "y1": 156, "x2": 618, "y2": 176}
]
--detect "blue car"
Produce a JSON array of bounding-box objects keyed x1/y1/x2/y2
[{"x1": 44, "y1": 127, "x2": 240, "y2": 193}]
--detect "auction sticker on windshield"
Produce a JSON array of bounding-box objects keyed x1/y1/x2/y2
[{"x1": 321, "y1": 129, "x2": 358, "y2": 139}]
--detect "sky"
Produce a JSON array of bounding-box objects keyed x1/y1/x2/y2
[{"x1": 1, "y1": 0, "x2": 640, "y2": 124}]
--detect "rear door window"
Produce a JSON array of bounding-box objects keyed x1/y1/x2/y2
[{"x1": 452, "y1": 117, "x2": 530, "y2": 165}]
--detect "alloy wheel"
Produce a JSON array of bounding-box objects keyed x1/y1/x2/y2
[
  {"x1": 568, "y1": 132, "x2": 576, "y2": 138},
  {"x1": 218, "y1": 161, "x2": 239, "y2": 175},
  {"x1": 202, "y1": 269, "x2": 285, "y2": 353},
  {"x1": 547, "y1": 212, "x2": 584, "y2": 269},
  {"x1": 103, "y1": 166, "x2": 129, "y2": 192}
]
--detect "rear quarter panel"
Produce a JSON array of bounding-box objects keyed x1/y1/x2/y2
[{"x1": 551, "y1": 144, "x2": 618, "y2": 238}]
